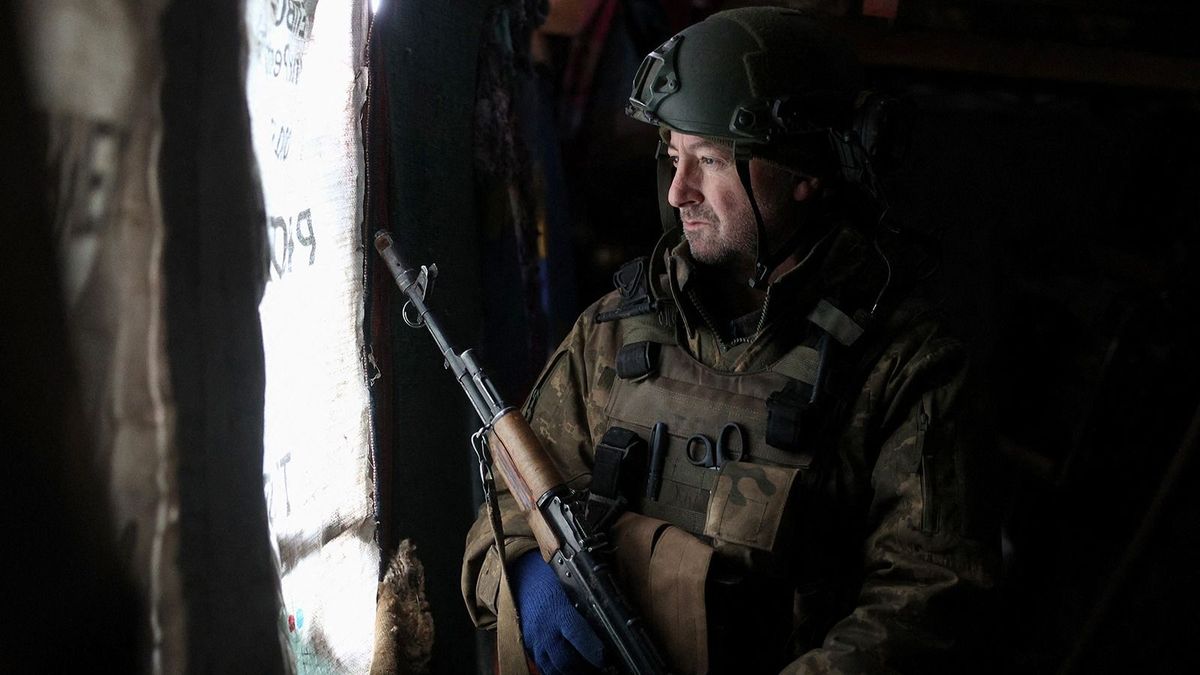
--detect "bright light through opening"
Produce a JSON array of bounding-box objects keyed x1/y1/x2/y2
[
  {"x1": 371, "y1": 0, "x2": 384, "y2": 15},
  {"x1": 245, "y1": 0, "x2": 377, "y2": 669}
]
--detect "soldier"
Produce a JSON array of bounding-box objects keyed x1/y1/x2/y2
[{"x1": 463, "y1": 7, "x2": 995, "y2": 674}]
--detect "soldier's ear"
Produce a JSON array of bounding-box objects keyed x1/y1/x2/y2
[{"x1": 793, "y1": 176, "x2": 822, "y2": 202}]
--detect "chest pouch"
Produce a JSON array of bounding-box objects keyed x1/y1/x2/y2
[
  {"x1": 586, "y1": 426, "x2": 647, "y2": 530},
  {"x1": 705, "y1": 460, "x2": 802, "y2": 556}
]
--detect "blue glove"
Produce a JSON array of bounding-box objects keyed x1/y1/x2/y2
[{"x1": 509, "y1": 550, "x2": 606, "y2": 675}]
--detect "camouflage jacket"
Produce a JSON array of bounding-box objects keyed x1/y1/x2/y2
[{"x1": 462, "y1": 223, "x2": 996, "y2": 673}]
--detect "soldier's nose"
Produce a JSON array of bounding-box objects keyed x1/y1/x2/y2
[{"x1": 668, "y1": 167, "x2": 701, "y2": 208}]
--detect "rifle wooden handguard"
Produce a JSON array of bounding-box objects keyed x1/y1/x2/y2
[{"x1": 488, "y1": 409, "x2": 565, "y2": 560}]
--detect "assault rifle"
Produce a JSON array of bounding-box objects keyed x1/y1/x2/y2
[{"x1": 374, "y1": 231, "x2": 668, "y2": 675}]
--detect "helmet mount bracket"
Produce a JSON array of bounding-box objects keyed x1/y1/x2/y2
[{"x1": 627, "y1": 35, "x2": 682, "y2": 124}]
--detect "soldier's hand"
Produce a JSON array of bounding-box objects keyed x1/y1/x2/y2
[{"x1": 509, "y1": 550, "x2": 606, "y2": 674}]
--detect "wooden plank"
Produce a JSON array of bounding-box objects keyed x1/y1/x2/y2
[{"x1": 836, "y1": 20, "x2": 1200, "y2": 90}]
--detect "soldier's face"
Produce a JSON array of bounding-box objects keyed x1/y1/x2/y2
[{"x1": 666, "y1": 132, "x2": 809, "y2": 275}]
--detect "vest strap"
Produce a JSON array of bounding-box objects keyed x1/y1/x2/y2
[
  {"x1": 807, "y1": 298, "x2": 864, "y2": 346},
  {"x1": 768, "y1": 344, "x2": 820, "y2": 383},
  {"x1": 616, "y1": 341, "x2": 661, "y2": 380}
]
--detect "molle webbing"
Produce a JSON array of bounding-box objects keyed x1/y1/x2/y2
[
  {"x1": 603, "y1": 341, "x2": 821, "y2": 536},
  {"x1": 606, "y1": 343, "x2": 822, "y2": 464},
  {"x1": 598, "y1": 295, "x2": 861, "y2": 539}
]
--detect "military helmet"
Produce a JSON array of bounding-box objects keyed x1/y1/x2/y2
[
  {"x1": 626, "y1": 7, "x2": 902, "y2": 288},
  {"x1": 627, "y1": 7, "x2": 864, "y2": 176}
]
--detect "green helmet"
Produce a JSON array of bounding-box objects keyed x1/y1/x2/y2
[
  {"x1": 627, "y1": 7, "x2": 886, "y2": 287},
  {"x1": 628, "y1": 7, "x2": 862, "y2": 158}
]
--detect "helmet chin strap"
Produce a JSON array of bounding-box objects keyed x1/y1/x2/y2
[
  {"x1": 735, "y1": 141, "x2": 828, "y2": 289},
  {"x1": 737, "y1": 142, "x2": 816, "y2": 289},
  {"x1": 733, "y1": 143, "x2": 772, "y2": 288}
]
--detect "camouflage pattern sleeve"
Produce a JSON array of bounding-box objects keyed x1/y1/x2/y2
[
  {"x1": 460, "y1": 303, "x2": 602, "y2": 627},
  {"x1": 782, "y1": 319, "x2": 997, "y2": 674}
]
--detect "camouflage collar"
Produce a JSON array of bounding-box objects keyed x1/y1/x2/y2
[{"x1": 662, "y1": 223, "x2": 870, "y2": 342}]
